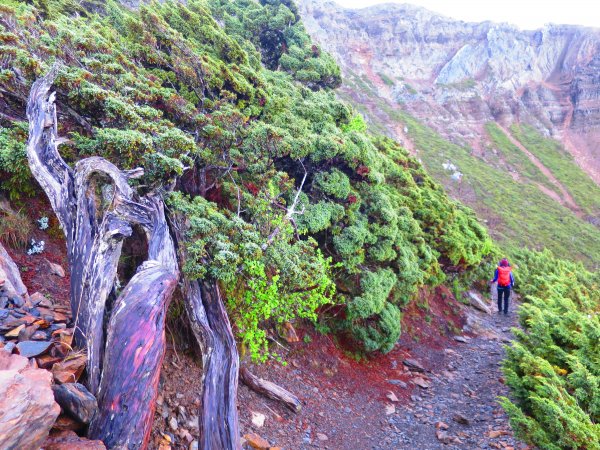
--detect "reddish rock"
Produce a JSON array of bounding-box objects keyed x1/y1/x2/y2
[
  {"x1": 37, "y1": 354, "x2": 64, "y2": 370},
  {"x1": 0, "y1": 352, "x2": 60, "y2": 450},
  {"x1": 244, "y1": 432, "x2": 271, "y2": 449},
  {"x1": 42, "y1": 430, "x2": 106, "y2": 449},
  {"x1": 52, "y1": 353, "x2": 86, "y2": 384},
  {"x1": 280, "y1": 322, "x2": 299, "y2": 343},
  {"x1": 51, "y1": 414, "x2": 85, "y2": 432}
]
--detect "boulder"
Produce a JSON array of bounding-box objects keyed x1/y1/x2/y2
[
  {"x1": 467, "y1": 291, "x2": 491, "y2": 314},
  {"x1": 52, "y1": 383, "x2": 98, "y2": 425},
  {"x1": 0, "y1": 352, "x2": 60, "y2": 450},
  {"x1": 0, "y1": 242, "x2": 28, "y2": 298}
]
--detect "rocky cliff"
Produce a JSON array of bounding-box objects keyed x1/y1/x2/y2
[{"x1": 298, "y1": 0, "x2": 600, "y2": 185}]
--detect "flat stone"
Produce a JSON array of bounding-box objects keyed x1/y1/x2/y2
[
  {"x1": 388, "y1": 379, "x2": 408, "y2": 388},
  {"x1": 403, "y1": 358, "x2": 426, "y2": 372},
  {"x1": 413, "y1": 377, "x2": 431, "y2": 389},
  {"x1": 16, "y1": 340, "x2": 52, "y2": 358},
  {"x1": 243, "y1": 432, "x2": 270, "y2": 449},
  {"x1": 4, "y1": 324, "x2": 25, "y2": 338},
  {"x1": 52, "y1": 353, "x2": 86, "y2": 384},
  {"x1": 454, "y1": 336, "x2": 469, "y2": 343}
]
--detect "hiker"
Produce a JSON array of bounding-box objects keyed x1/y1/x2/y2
[{"x1": 490, "y1": 258, "x2": 514, "y2": 314}]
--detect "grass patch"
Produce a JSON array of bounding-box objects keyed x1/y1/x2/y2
[
  {"x1": 510, "y1": 124, "x2": 600, "y2": 216},
  {"x1": 373, "y1": 100, "x2": 600, "y2": 268}
]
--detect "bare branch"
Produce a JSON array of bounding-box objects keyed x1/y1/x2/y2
[{"x1": 261, "y1": 161, "x2": 308, "y2": 251}]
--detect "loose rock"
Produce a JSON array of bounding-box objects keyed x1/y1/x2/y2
[
  {"x1": 251, "y1": 411, "x2": 266, "y2": 428},
  {"x1": 52, "y1": 383, "x2": 98, "y2": 425},
  {"x1": 42, "y1": 430, "x2": 106, "y2": 449},
  {"x1": 244, "y1": 432, "x2": 271, "y2": 449}
]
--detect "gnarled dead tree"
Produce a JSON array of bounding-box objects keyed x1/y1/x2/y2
[
  {"x1": 26, "y1": 66, "x2": 243, "y2": 449},
  {"x1": 172, "y1": 223, "x2": 241, "y2": 449}
]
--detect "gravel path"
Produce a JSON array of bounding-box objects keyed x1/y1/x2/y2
[{"x1": 383, "y1": 308, "x2": 529, "y2": 450}]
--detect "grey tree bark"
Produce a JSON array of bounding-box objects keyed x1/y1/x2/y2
[{"x1": 26, "y1": 66, "x2": 242, "y2": 449}]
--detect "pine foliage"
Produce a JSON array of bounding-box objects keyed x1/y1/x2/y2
[
  {"x1": 0, "y1": 0, "x2": 492, "y2": 358},
  {"x1": 501, "y1": 249, "x2": 600, "y2": 449}
]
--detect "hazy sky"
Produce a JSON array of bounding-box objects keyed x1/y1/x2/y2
[{"x1": 334, "y1": 0, "x2": 600, "y2": 29}]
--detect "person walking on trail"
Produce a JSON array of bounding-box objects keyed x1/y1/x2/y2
[{"x1": 490, "y1": 258, "x2": 514, "y2": 315}]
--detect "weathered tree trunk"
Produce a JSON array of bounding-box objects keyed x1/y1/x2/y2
[
  {"x1": 173, "y1": 217, "x2": 241, "y2": 449},
  {"x1": 26, "y1": 67, "x2": 180, "y2": 449}
]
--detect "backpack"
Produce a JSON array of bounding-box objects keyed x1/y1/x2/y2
[{"x1": 497, "y1": 266, "x2": 512, "y2": 287}]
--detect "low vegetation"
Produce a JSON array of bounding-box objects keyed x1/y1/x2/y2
[
  {"x1": 0, "y1": 0, "x2": 492, "y2": 359},
  {"x1": 501, "y1": 248, "x2": 600, "y2": 449},
  {"x1": 0, "y1": 207, "x2": 31, "y2": 248},
  {"x1": 510, "y1": 124, "x2": 600, "y2": 217}
]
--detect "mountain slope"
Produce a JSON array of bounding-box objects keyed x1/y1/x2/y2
[{"x1": 298, "y1": 0, "x2": 600, "y2": 267}]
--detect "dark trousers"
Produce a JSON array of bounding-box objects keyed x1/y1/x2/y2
[{"x1": 497, "y1": 286, "x2": 511, "y2": 313}]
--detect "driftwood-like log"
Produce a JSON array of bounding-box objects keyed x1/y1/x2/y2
[
  {"x1": 89, "y1": 197, "x2": 178, "y2": 447},
  {"x1": 26, "y1": 67, "x2": 179, "y2": 449},
  {"x1": 240, "y1": 366, "x2": 302, "y2": 413}
]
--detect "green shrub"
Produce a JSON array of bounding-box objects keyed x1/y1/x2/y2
[
  {"x1": 0, "y1": 123, "x2": 36, "y2": 200},
  {"x1": 0, "y1": 0, "x2": 493, "y2": 357},
  {"x1": 501, "y1": 248, "x2": 600, "y2": 449}
]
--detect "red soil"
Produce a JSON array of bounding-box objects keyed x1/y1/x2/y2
[{"x1": 3, "y1": 196, "x2": 70, "y2": 305}]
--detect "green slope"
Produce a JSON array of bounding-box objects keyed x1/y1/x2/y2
[{"x1": 337, "y1": 83, "x2": 600, "y2": 268}]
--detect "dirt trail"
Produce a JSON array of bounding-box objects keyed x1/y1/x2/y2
[
  {"x1": 219, "y1": 290, "x2": 528, "y2": 450},
  {"x1": 387, "y1": 301, "x2": 527, "y2": 449},
  {"x1": 496, "y1": 123, "x2": 582, "y2": 215}
]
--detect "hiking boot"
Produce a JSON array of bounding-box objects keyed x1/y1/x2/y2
[{"x1": 503, "y1": 311, "x2": 509, "y2": 315}]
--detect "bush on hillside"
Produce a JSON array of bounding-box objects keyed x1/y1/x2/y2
[
  {"x1": 501, "y1": 248, "x2": 600, "y2": 449},
  {"x1": 0, "y1": 0, "x2": 492, "y2": 358}
]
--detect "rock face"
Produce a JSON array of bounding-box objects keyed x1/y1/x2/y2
[
  {"x1": 0, "y1": 242, "x2": 28, "y2": 298},
  {"x1": 298, "y1": 0, "x2": 600, "y2": 185},
  {"x1": 0, "y1": 352, "x2": 60, "y2": 450}
]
